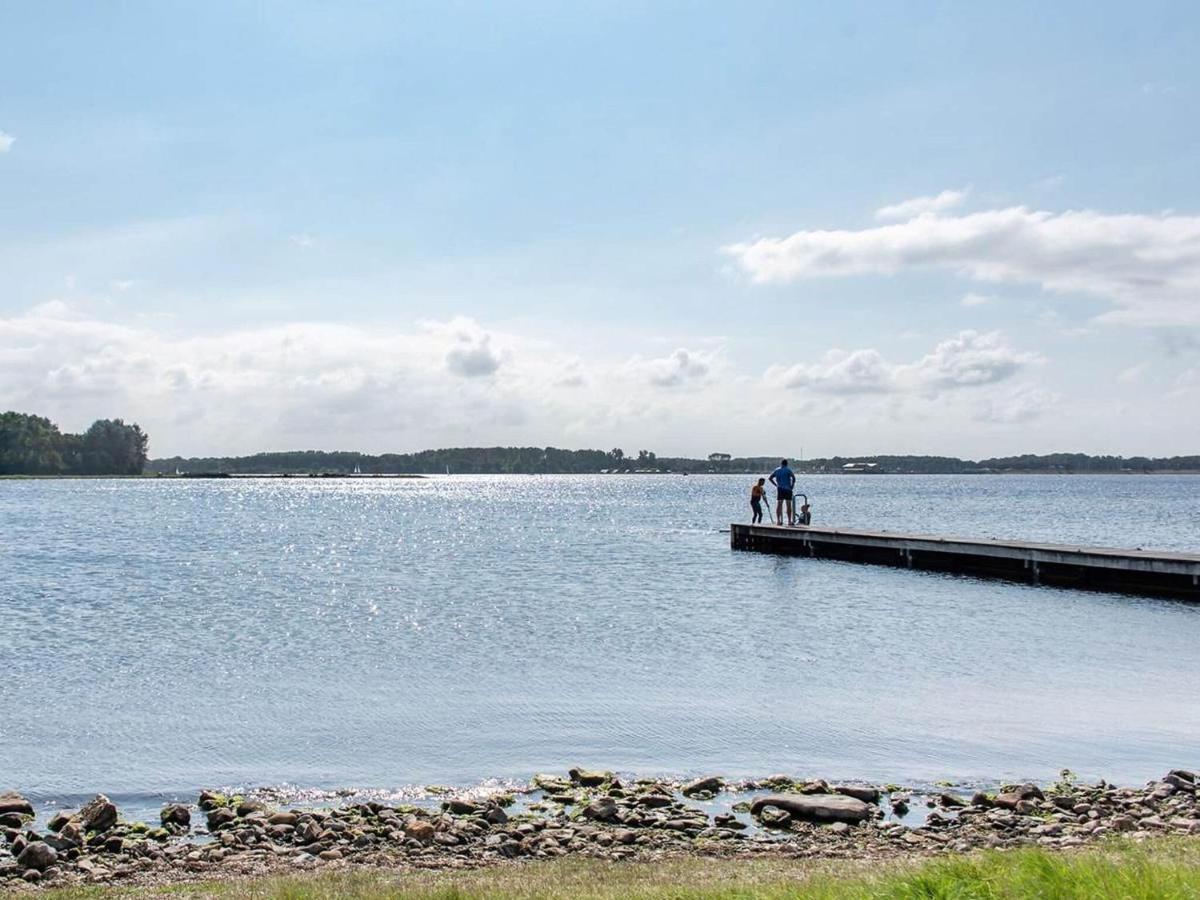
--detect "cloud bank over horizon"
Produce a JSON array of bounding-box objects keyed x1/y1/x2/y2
[{"x1": 2, "y1": 298, "x2": 1191, "y2": 459}]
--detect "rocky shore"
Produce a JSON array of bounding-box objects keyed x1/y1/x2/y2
[{"x1": 2, "y1": 767, "x2": 1198, "y2": 890}]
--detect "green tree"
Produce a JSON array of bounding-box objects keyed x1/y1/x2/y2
[
  {"x1": 0, "y1": 412, "x2": 66, "y2": 474},
  {"x1": 80, "y1": 419, "x2": 149, "y2": 475}
]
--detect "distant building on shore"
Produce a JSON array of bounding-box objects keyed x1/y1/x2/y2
[
  {"x1": 841, "y1": 461, "x2": 882, "y2": 473},
  {"x1": 708, "y1": 452, "x2": 732, "y2": 462}
]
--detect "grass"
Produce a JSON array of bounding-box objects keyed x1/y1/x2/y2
[{"x1": 27, "y1": 838, "x2": 1200, "y2": 899}]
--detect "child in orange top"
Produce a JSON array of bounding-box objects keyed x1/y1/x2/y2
[{"x1": 750, "y1": 478, "x2": 767, "y2": 523}]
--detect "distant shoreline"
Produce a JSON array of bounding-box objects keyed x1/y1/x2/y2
[{"x1": 5, "y1": 470, "x2": 1200, "y2": 480}]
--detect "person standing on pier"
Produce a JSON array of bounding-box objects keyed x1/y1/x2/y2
[
  {"x1": 769, "y1": 458, "x2": 795, "y2": 526},
  {"x1": 750, "y1": 478, "x2": 767, "y2": 523}
]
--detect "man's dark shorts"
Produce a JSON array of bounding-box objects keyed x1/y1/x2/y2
[{"x1": 778, "y1": 488, "x2": 793, "y2": 502}]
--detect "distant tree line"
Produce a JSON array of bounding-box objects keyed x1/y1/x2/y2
[
  {"x1": 146, "y1": 446, "x2": 1200, "y2": 476},
  {"x1": 0, "y1": 411, "x2": 149, "y2": 476}
]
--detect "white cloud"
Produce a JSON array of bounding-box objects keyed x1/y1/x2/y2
[
  {"x1": 874, "y1": 189, "x2": 969, "y2": 221},
  {"x1": 765, "y1": 330, "x2": 1036, "y2": 396},
  {"x1": 724, "y1": 199, "x2": 1200, "y2": 325},
  {"x1": 767, "y1": 348, "x2": 893, "y2": 394},
  {"x1": 1117, "y1": 364, "x2": 1147, "y2": 384},
  {"x1": 628, "y1": 347, "x2": 714, "y2": 388},
  {"x1": 900, "y1": 330, "x2": 1038, "y2": 391},
  {"x1": 432, "y1": 317, "x2": 503, "y2": 378},
  {"x1": 961, "y1": 292, "x2": 992, "y2": 307},
  {"x1": 0, "y1": 131, "x2": 13, "y2": 153},
  {"x1": 972, "y1": 386, "x2": 1060, "y2": 424}
]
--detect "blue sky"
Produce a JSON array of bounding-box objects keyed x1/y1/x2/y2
[{"x1": 2, "y1": 1, "x2": 1198, "y2": 457}]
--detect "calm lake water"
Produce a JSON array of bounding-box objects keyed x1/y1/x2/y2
[{"x1": 3, "y1": 474, "x2": 1199, "y2": 814}]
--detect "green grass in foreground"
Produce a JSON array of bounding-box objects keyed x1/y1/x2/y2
[{"x1": 30, "y1": 838, "x2": 1200, "y2": 899}]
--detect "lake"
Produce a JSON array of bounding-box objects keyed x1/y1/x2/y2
[{"x1": 3, "y1": 474, "x2": 1199, "y2": 816}]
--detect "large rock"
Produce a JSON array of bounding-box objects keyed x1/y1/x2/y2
[
  {"x1": 835, "y1": 784, "x2": 881, "y2": 804},
  {"x1": 568, "y1": 768, "x2": 613, "y2": 787},
  {"x1": 0, "y1": 792, "x2": 34, "y2": 819},
  {"x1": 206, "y1": 807, "x2": 237, "y2": 831},
  {"x1": 582, "y1": 798, "x2": 619, "y2": 822},
  {"x1": 160, "y1": 804, "x2": 191, "y2": 828},
  {"x1": 682, "y1": 777, "x2": 724, "y2": 797},
  {"x1": 750, "y1": 792, "x2": 873, "y2": 824},
  {"x1": 79, "y1": 794, "x2": 119, "y2": 832},
  {"x1": 16, "y1": 841, "x2": 57, "y2": 871},
  {"x1": 994, "y1": 783, "x2": 1045, "y2": 810}
]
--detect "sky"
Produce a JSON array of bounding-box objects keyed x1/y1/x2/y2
[{"x1": 1, "y1": 1, "x2": 1198, "y2": 459}]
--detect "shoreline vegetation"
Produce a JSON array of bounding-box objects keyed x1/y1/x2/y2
[
  {"x1": 3, "y1": 768, "x2": 1198, "y2": 894},
  {"x1": 24, "y1": 841, "x2": 1200, "y2": 899},
  {"x1": 147, "y1": 449, "x2": 1200, "y2": 477},
  {"x1": 5, "y1": 410, "x2": 1199, "y2": 477}
]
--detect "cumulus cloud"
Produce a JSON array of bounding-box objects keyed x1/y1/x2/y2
[
  {"x1": 767, "y1": 348, "x2": 893, "y2": 394},
  {"x1": 724, "y1": 198, "x2": 1200, "y2": 325},
  {"x1": 765, "y1": 331, "x2": 1036, "y2": 396},
  {"x1": 446, "y1": 335, "x2": 501, "y2": 378},
  {"x1": 874, "y1": 188, "x2": 969, "y2": 221},
  {"x1": 0, "y1": 131, "x2": 13, "y2": 153},
  {"x1": 628, "y1": 347, "x2": 713, "y2": 387}
]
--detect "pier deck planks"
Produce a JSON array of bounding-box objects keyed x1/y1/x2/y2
[{"x1": 730, "y1": 523, "x2": 1200, "y2": 599}]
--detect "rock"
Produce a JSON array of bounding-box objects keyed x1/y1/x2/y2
[
  {"x1": 614, "y1": 829, "x2": 638, "y2": 844},
  {"x1": 751, "y1": 793, "x2": 873, "y2": 824},
  {"x1": 0, "y1": 793, "x2": 34, "y2": 819},
  {"x1": 834, "y1": 784, "x2": 881, "y2": 804},
  {"x1": 79, "y1": 795, "x2": 119, "y2": 832},
  {"x1": 206, "y1": 807, "x2": 237, "y2": 831},
  {"x1": 485, "y1": 806, "x2": 508, "y2": 825},
  {"x1": 1111, "y1": 815, "x2": 1136, "y2": 832},
  {"x1": 17, "y1": 841, "x2": 57, "y2": 871},
  {"x1": 971, "y1": 792, "x2": 993, "y2": 808},
  {"x1": 47, "y1": 812, "x2": 75, "y2": 833},
  {"x1": 681, "y1": 777, "x2": 724, "y2": 797},
  {"x1": 582, "y1": 798, "x2": 619, "y2": 823},
  {"x1": 268, "y1": 811, "x2": 298, "y2": 826},
  {"x1": 403, "y1": 820, "x2": 435, "y2": 843},
  {"x1": 938, "y1": 792, "x2": 967, "y2": 808},
  {"x1": 161, "y1": 804, "x2": 191, "y2": 828},
  {"x1": 318, "y1": 849, "x2": 342, "y2": 861},
  {"x1": 0, "y1": 813, "x2": 25, "y2": 830},
  {"x1": 758, "y1": 807, "x2": 792, "y2": 828},
  {"x1": 21, "y1": 868, "x2": 41, "y2": 883},
  {"x1": 197, "y1": 791, "x2": 226, "y2": 811},
  {"x1": 533, "y1": 774, "x2": 572, "y2": 792},
  {"x1": 444, "y1": 799, "x2": 479, "y2": 815},
  {"x1": 827, "y1": 821, "x2": 851, "y2": 835},
  {"x1": 635, "y1": 792, "x2": 674, "y2": 809},
  {"x1": 236, "y1": 800, "x2": 268, "y2": 817},
  {"x1": 568, "y1": 768, "x2": 613, "y2": 787}
]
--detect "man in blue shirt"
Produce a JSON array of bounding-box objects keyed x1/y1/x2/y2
[{"x1": 769, "y1": 458, "x2": 796, "y2": 526}]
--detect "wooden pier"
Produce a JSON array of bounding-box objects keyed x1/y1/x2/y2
[{"x1": 730, "y1": 523, "x2": 1200, "y2": 600}]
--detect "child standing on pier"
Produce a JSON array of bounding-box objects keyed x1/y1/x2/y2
[{"x1": 750, "y1": 478, "x2": 767, "y2": 523}]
